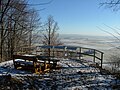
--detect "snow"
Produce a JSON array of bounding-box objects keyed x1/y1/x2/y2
[
  {"x1": 0, "y1": 59, "x2": 119, "y2": 89},
  {"x1": 14, "y1": 59, "x2": 33, "y2": 66},
  {"x1": 23, "y1": 54, "x2": 36, "y2": 57},
  {"x1": 0, "y1": 60, "x2": 32, "y2": 76}
]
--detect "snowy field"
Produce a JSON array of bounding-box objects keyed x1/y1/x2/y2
[{"x1": 0, "y1": 59, "x2": 120, "y2": 89}]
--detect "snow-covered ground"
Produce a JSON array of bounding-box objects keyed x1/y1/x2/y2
[
  {"x1": 0, "y1": 35, "x2": 119, "y2": 89},
  {"x1": 0, "y1": 59, "x2": 119, "y2": 90}
]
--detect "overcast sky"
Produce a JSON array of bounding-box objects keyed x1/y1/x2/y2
[{"x1": 29, "y1": 0, "x2": 120, "y2": 36}]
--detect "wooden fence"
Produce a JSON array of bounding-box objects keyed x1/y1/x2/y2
[{"x1": 36, "y1": 46, "x2": 104, "y2": 68}]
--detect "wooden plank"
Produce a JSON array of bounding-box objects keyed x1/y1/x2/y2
[{"x1": 13, "y1": 55, "x2": 37, "y2": 62}]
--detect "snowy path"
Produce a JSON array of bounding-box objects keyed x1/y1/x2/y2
[{"x1": 0, "y1": 59, "x2": 120, "y2": 89}]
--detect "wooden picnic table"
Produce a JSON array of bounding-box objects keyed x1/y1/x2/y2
[
  {"x1": 13, "y1": 55, "x2": 60, "y2": 73},
  {"x1": 36, "y1": 56, "x2": 60, "y2": 69}
]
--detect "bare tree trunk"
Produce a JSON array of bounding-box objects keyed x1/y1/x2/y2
[
  {"x1": 0, "y1": 0, "x2": 41, "y2": 61},
  {"x1": 42, "y1": 16, "x2": 62, "y2": 63},
  {"x1": 0, "y1": 0, "x2": 11, "y2": 61},
  {"x1": 0, "y1": 23, "x2": 4, "y2": 61}
]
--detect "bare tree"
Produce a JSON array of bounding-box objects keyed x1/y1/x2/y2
[
  {"x1": 98, "y1": 1, "x2": 120, "y2": 70},
  {"x1": 100, "y1": 0, "x2": 120, "y2": 11},
  {"x1": 99, "y1": 0, "x2": 120, "y2": 49},
  {"x1": 42, "y1": 15, "x2": 62, "y2": 46},
  {"x1": 0, "y1": 0, "x2": 41, "y2": 61},
  {"x1": 0, "y1": 0, "x2": 11, "y2": 61},
  {"x1": 41, "y1": 15, "x2": 62, "y2": 61},
  {"x1": 0, "y1": 0, "x2": 54, "y2": 61}
]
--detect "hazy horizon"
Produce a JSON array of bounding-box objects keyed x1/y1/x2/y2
[
  {"x1": 59, "y1": 33, "x2": 120, "y2": 38},
  {"x1": 59, "y1": 34, "x2": 120, "y2": 51}
]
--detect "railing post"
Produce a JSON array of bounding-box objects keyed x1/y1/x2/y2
[
  {"x1": 101, "y1": 53, "x2": 103, "y2": 68},
  {"x1": 53, "y1": 46, "x2": 55, "y2": 57},
  {"x1": 93, "y1": 49, "x2": 95, "y2": 63},
  {"x1": 64, "y1": 47, "x2": 67, "y2": 58},
  {"x1": 79, "y1": 47, "x2": 81, "y2": 59}
]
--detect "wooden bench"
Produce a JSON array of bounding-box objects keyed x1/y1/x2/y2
[{"x1": 13, "y1": 55, "x2": 37, "y2": 72}]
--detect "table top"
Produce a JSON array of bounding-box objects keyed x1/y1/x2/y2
[
  {"x1": 13, "y1": 55, "x2": 60, "y2": 62},
  {"x1": 36, "y1": 56, "x2": 60, "y2": 62}
]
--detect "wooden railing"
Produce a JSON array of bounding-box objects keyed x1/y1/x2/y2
[{"x1": 36, "y1": 46, "x2": 104, "y2": 68}]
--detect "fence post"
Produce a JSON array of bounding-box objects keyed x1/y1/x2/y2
[
  {"x1": 64, "y1": 47, "x2": 66, "y2": 58},
  {"x1": 53, "y1": 46, "x2": 55, "y2": 57},
  {"x1": 93, "y1": 49, "x2": 95, "y2": 63},
  {"x1": 101, "y1": 53, "x2": 103, "y2": 68},
  {"x1": 79, "y1": 47, "x2": 81, "y2": 59}
]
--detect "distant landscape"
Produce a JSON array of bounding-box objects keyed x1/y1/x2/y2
[
  {"x1": 60, "y1": 34, "x2": 117, "y2": 50},
  {"x1": 60, "y1": 34, "x2": 120, "y2": 62}
]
